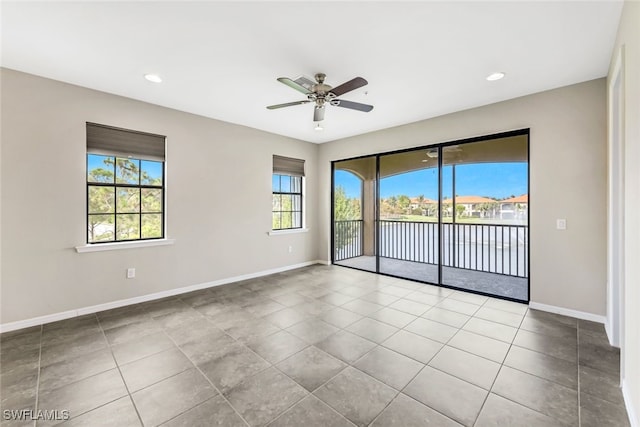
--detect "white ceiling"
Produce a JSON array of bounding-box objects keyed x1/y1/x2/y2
[{"x1": 1, "y1": 1, "x2": 623, "y2": 143}]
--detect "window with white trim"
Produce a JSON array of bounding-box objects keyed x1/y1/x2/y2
[
  {"x1": 272, "y1": 155, "x2": 305, "y2": 230},
  {"x1": 86, "y1": 123, "x2": 166, "y2": 243}
]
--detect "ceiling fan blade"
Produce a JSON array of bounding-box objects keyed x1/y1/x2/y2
[
  {"x1": 266, "y1": 100, "x2": 311, "y2": 110},
  {"x1": 313, "y1": 106, "x2": 325, "y2": 122},
  {"x1": 329, "y1": 77, "x2": 368, "y2": 97},
  {"x1": 332, "y1": 99, "x2": 374, "y2": 112},
  {"x1": 277, "y1": 77, "x2": 312, "y2": 95}
]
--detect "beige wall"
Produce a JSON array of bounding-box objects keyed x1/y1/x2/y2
[
  {"x1": 610, "y1": 1, "x2": 640, "y2": 424},
  {"x1": 318, "y1": 79, "x2": 607, "y2": 316},
  {"x1": 0, "y1": 68, "x2": 319, "y2": 325}
]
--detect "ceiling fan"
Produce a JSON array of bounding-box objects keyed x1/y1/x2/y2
[{"x1": 267, "y1": 73, "x2": 374, "y2": 122}]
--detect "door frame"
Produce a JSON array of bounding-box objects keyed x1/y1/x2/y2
[
  {"x1": 330, "y1": 128, "x2": 531, "y2": 304},
  {"x1": 606, "y1": 46, "x2": 625, "y2": 355}
]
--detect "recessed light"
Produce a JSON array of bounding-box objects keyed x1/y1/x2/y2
[
  {"x1": 486, "y1": 72, "x2": 505, "y2": 81},
  {"x1": 426, "y1": 149, "x2": 438, "y2": 158},
  {"x1": 144, "y1": 74, "x2": 162, "y2": 83}
]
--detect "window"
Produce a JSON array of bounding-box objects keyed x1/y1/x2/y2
[
  {"x1": 86, "y1": 123, "x2": 165, "y2": 243},
  {"x1": 272, "y1": 155, "x2": 305, "y2": 230}
]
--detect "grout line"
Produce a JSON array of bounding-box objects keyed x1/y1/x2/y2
[
  {"x1": 34, "y1": 316, "x2": 140, "y2": 423},
  {"x1": 265, "y1": 395, "x2": 357, "y2": 427},
  {"x1": 95, "y1": 314, "x2": 146, "y2": 427},
  {"x1": 270, "y1": 356, "x2": 355, "y2": 426},
  {"x1": 10, "y1": 266, "x2": 619, "y2": 427},
  {"x1": 577, "y1": 321, "x2": 582, "y2": 427},
  {"x1": 476, "y1": 306, "x2": 583, "y2": 426},
  {"x1": 472, "y1": 303, "x2": 529, "y2": 426},
  {"x1": 159, "y1": 327, "x2": 252, "y2": 427},
  {"x1": 32, "y1": 325, "x2": 42, "y2": 427}
]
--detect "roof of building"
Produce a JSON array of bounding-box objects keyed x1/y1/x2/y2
[
  {"x1": 501, "y1": 194, "x2": 528, "y2": 203},
  {"x1": 410, "y1": 197, "x2": 438, "y2": 204},
  {"x1": 442, "y1": 195, "x2": 496, "y2": 204}
]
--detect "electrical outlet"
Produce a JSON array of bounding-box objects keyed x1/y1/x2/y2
[
  {"x1": 127, "y1": 268, "x2": 136, "y2": 279},
  {"x1": 556, "y1": 219, "x2": 567, "y2": 230}
]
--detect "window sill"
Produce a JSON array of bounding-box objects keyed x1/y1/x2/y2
[
  {"x1": 268, "y1": 228, "x2": 309, "y2": 236},
  {"x1": 75, "y1": 239, "x2": 175, "y2": 253}
]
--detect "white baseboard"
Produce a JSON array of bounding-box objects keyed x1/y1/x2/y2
[
  {"x1": 528, "y1": 301, "x2": 606, "y2": 324},
  {"x1": 604, "y1": 319, "x2": 619, "y2": 348},
  {"x1": 623, "y1": 379, "x2": 639, "y2": 427},
  {"x1": 0, "y1": 260, "x2": 323, "y2": 333}
]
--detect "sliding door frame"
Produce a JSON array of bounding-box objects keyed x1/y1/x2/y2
[{"x1": 331, "y1": 128, "x2": 530, "y2": 303}]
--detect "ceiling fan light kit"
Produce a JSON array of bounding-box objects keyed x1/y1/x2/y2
[{"x1": 267, "y1": 73, "x2": 374, "y2": 125}]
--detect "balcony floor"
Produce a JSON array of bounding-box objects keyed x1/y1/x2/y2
[{"x1": 336, "y1": 256, "x2": 528, "y2": 301}]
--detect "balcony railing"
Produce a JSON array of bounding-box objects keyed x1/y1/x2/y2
[
  {"x1": 334, "y1": 219, "x2": 528, "y2": 278},
  {"x1": 334, "y1": 220, "x2": 364, "y2": 261}
]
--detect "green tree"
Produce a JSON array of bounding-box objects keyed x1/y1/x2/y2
[
  {"x1": 334, "y1": 186, "x2": 362, "y2": 251},
  {"x1": 397, "y1": 195, "x2": 411, "y2": 213},
  {"x1": 387, "y1": 196, "x2": 398, "y2": 211},
  {"x1": 416, "y1": 195, "x2": 426, "y2": 215},
  {"x1": 334, "y1": 186, "x2": 360, "y2": 220},
  {"x1": 477, "y1": 202, "x2": 494, "y2": 218},
  {"x1": 88, "y1": 157, "x2": 162, "y2": 242}
]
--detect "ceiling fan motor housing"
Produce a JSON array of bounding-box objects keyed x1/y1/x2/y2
[{"x1": 267, "y1": 73, "x2": 373, "y2": 122}]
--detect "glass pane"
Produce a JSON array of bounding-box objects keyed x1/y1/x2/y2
[
  {"x1": 115, "y1": 158, "x2": 140, "y2": 184},
  {"x1": 333, "y1": 170, "x2": 363, "y2": 221},
  {"x1": 87, "y1": 155, "x2": 114, "y2": 183},
  {"x1": 272, "y1": 175, "x2": 280, "y2": 192},
  {"x1": 292, "y1": 211, "x2": 302, "y2": 228},
  {"x1": 441, "y1": 165, "x2": 453, "y2": 223},
  {"x1": 281, "y1": 195, "x2": 292, "y2": 211},
  {"x1": 280, "y1": 211, "x2": 293, "y2": 229},
  {"x1": 292, "y1": 195, "x2": 302, "y2": 211},
  {"x1": 141, "y1": 214, "x2": 162, "y2": 238},
  {"x1": 272, "y1": 212, "x2": 281, "y2": 230},
  {"x1": 88, "y1": 186, "x2": 114, "y2": 214},
  {"x1": 440, "y1": 136, "x2": 529, "y2": 302},
  {"x1": 141, "y1": 160, "x2": 163, "y2": 185},
  {"x1": 116, "y1": 214, "x2": 140, "y2": 240},
  {"x1": 116, "y1": 188, "x2": 140, "y2": 213},
  {"x1": 141, "y1": 188, "x2": 162, "y2": 212},
  {"x1": 379, "y1": 150, "x2": 440, "y2": 282},
  {"x1": 280, "y1": 175, "x2": 291, "y2": 192},
  {"x1": 88, "y1": 214, "x2": 114, "y2": 242},
  {"x1": 333, "y1": 157, "x2": 374, "y2": 272},
  {"x1": 272, "y1": 194, "x2": 281, "y2": 211},
  {"x1": 291, "y1": 176, "x2": 302, "y2": 193}
]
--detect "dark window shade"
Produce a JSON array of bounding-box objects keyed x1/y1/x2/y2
[
  {"x1": 273, "y1": 155, "x2": 305, "y2": 177},
  {"x1": 87, "y1": 122, "x2": 165, "y2": 161}
]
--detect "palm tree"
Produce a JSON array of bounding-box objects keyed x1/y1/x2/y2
[{"x1": 417, "y1": 195, "x2": 426, "y2": 215}]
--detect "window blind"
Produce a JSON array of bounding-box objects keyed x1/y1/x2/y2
[
  {"x1": 87, "y1": 122, "x2": 166, "y2": 161},
  {"x1": 273, "y1": 155, "x2": 305, "y2": 177}
]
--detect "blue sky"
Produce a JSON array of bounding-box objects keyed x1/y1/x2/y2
[
  {"x1": 88, "y1": 154, "x2": 163, "y2": 182},
  {"x1": 336, "y1": 162, "x2": 527, "y2": 200}
]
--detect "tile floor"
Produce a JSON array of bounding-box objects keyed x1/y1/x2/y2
[
  {"x1": 0, "y1": 265, "x2": 630, "y2": 427},
  {"x1": 337, "y1": 256, "x2": 528, "y2": 301}
]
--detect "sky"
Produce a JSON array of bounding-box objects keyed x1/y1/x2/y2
[
  {"x1": 335, "y1": 162, "x2": 528, "y2": 200},
  {"x1": 87, "y1": 154, "x2": 163, "y2": 182}
]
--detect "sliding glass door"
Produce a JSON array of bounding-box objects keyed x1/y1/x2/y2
[
  {"x1": 332, "y1": 131, "x2": 529, "y2": 302},
  {"x1": 378, "y1": 150, "x2": 439, "y2": 282},
  {"x1": 440, "y1": 138, "x2": 528, "y2": 300},
  {"x1": 333, "y1": 156, "x2": 376, "y2": 272}
]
